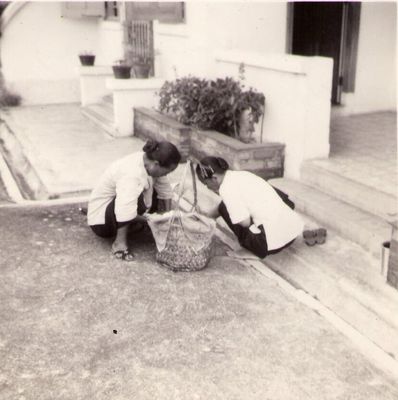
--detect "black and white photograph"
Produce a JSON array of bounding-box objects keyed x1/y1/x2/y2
[{"x1": 0, "y1": 0, "x2": 397, "y2": 398}]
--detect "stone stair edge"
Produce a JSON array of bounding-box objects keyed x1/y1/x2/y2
[
  {"x1": 301, "y1": 159, "x2": 397, "y2": 219},
  {"x1": 264, "y1": 247, "x2": 398, "y2": 358},
  {"x1": 81, "y1": 106, "x2": 116, "y2": 137},
  {"x1": 269, "y1": 177, "x2": 392, "y2": 257},
  {"x1": 0, "y1": 117, "x2": 49, "y2": 200}
]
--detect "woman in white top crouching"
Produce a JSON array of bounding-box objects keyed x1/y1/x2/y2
[
  {"x1": 196, "y1": 156, "x2": 304, "y2": 259},
  {"x1": 87, "y1": 139, "x2": 181, "y2": 261}
]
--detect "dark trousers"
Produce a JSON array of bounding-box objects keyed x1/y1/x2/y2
[
  {"x1": 218, "y1": 187, "x2": 295, "y2": 259},
  {"x1": 90, "y1": 191, "x2": 159, "y2": 238}
]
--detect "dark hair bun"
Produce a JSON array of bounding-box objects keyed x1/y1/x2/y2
[
  {"x1": 143, "y1": 139, "x2": 159, "y2": 153},
  {"x1": 216, "y1": 157, "x2": 229, "y2": 171}
]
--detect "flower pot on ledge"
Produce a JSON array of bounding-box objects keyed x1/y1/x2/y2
[
  {"x1": 133, "y1": 107, "x2": 285, "y2": 179},
  {"x1": 133, "y1": 63, "x2": 151, "y2": 79},
  {"x1": 79, "y1": 54, "x2": 95, "y2": 66},
  {"x1": 112, "y1": 64, "x2": 132, "y2": 79}
]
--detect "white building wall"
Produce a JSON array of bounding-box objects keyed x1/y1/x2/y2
[
  {"x1": 0, "y1": 2, "x2": 118, "y2": 105},
  {"x1": 342, "y1": 2, "x2": 396, "y2": 113},
  {"x1": 215, "y1": 53, "x2": 332, "y2": 179},
  {"x1": 154, "y1": 2, "x2": 287, "y2": 79}
]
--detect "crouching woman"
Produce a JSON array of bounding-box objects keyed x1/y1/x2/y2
[
  {"x1": 87, "y1": 140, "x2": 181, "y2": 261},
  {"x1": 196, "y1": 157, "x2": 304, "y2": 259}
]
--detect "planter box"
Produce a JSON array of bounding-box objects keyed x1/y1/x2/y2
[
  {"x1": 134, "y1": 107, "x2": 191, "y2": 162},
  {"x1": 191, "y1": 129, "x2": 285, "y2": 180},
  {"x1": 133, "y1": 107, "x2": 285, "y2": 179}
]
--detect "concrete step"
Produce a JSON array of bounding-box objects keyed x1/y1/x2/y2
[
  {"x1": 81, "y1": 102, "x2": 116, "y2": 137},
  {"x1": 301, "y1": 159, "x2": 397, "y2": 220},
  {"x1": 263, "y1": 234, "x2": 398, "y2": 360},
  {"x1": 0, "y1": 118, "x2": 49, "y2": 200},
  {"x1": 269, "y1": 178, "x2": 392, "y2": 258}
]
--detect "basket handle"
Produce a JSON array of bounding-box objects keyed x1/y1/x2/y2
[
  {"x1": 190, "y1": 160, "x2": 198, "y2": 211},
  {"x1": 174, "y1": 159, "x2": 198, "y2": 213}
]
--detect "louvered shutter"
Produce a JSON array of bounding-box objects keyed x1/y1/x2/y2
[
  {"x1": 61, "y1": 2, "x2": 105, "y2": 19},
  {"x1": 126, "y1": 2, "x2": 184, "y2": 23}
]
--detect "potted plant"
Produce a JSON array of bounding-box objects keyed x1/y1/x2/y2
[
  {"x1": 157, "y1": 76, "x2": 265, "y2": 143},
  {"x1": 134, "y1": 75, "x2": 284, "y2": 179},
  {"x1": 79, "y1": 51, "x2": 95, "y2": 66},
  {"x1": 112, "y1": 59, "x2": 132, "y2": 79},
  {"x1": 132, "y1": 55, "x2": 152, "y2": 79}
]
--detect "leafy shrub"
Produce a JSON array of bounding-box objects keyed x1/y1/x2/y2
[
  {"x1": 158, "y1": 76, "x2": 265, "y2": 137},
  {"x1": 0, "y1": 88, "x2": 21, "y2": 107}
]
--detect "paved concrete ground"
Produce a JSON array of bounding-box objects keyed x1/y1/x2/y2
[
  {"x1": 1, "y1": 203, "x2": 398, "y2": 400},
  {"x1": 330, "y1": 111, "x2": 397, "y2": 197},
  {"x1": 0, "y1": 105, "x2": 143, "y2": 197}
]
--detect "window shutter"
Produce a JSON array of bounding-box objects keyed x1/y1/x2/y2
[
  {"x1": 126, "y1": 2, "x2": 184, "y2": 23},
  {"x1": 61, "y1": 2, "x2": 105, "y2": 19}
]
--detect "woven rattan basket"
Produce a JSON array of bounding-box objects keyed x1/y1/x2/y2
[{"x1": 147, "y1": 161, "x2": 215, "y2": 272}]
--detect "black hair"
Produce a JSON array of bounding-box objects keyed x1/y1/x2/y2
[
  {"x1": 196, "y1": 156, "x2": 229, "y2": 181},
  {"x1": 143, "y1": 139, "x2": 181, "y2": 168}
]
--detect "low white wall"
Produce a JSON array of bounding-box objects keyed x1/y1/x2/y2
[
  {"x1": 342, "y1": 2, "x2": 396, "y2": 114},
  {"x1": 215, "y1": 52, "x2": 333, "y2": 180},
  {"x1": 0, "y1": 2, "x2": 99, "y2": 104},
  {"x1": 79, "y1": 66, "x2": 113, "y2": 106},
  {"x1": 106, "y1": 78, "x2": 165, "y2": 137}
]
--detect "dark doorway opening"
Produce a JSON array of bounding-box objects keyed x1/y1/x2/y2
[{"x1": 291, "y1": 2, "x2": 345, "y2": 104}]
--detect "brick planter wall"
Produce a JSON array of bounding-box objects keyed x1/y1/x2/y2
[
  {"x1": 133, "y1": 107, "x2": 285, "y2": 179},
  {"x1": 134, "y1": 108, "x2": 191, "y2": 162},
  {"x1": 191, "y1": 129, "x2": 285, "y2": 180},
  {"x1": 387, "y1": 220, "x2": 398, "y2": 290}
]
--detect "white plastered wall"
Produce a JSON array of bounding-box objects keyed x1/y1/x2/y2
[
  {"x1": 215, "y1": 53, "x2": 332, "y2": 179},
  {"x1": 0, "y1": 2, "x2": 123, "y2": 105},
  {"x1": 341, "y1": 2, "x2": 397, "y2": 113},
  {"x1": 154, "y1": 1, "x2": 288, "y2": 79}
]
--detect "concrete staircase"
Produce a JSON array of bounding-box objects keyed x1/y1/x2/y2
[
  {"x1": 81, "y1": 95, "x2": 117, "y2": 137},
  {"x1": 264, "y1": 158, "x2": 398, "y2": 361},
  {"x1": 270, "y1": 159, "x2": 395, "y2": 258}
]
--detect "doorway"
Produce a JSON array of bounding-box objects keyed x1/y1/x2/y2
[{"x1": 290, "y1": 2, "x2": 347, "y2": 104}]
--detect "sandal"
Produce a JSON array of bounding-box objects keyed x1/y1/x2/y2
[
  {"x1": 303, "y1": 230, "x2": 317, "y2": 246},
  {"x1": 113, "y1": 249, "x2": 135, "y2": 261},
  {"x1": 315, "y1": 228, "x2": 327, "y2": 244},
  {"x1": 303, "y1": 228, "x2": 327, "y2": 246}
]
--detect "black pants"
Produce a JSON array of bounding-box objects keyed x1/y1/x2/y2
[
  {"x1": 90, "y1": 191, "x2": 159, "y2": 238},
  {"x1": 218, "y1": 187, "x2": 295, "y2": 259}
]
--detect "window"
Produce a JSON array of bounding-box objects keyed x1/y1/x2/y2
[
  {"x1": 61, "y1": 2, "x2": 105, "y2": 19},
  {"x1": 125, "y1": 2, "x2": 185, "y2": 23},
  {"x1": 105, "y1": 1, "x2": 119, "y2": 20}
]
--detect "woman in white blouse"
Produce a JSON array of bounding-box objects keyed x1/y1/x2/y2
[
  {"x1": 87, "y1": 140, "x2": 181, "y2": 261},
  {"x1": 195, "y1": 156, "x2": 305, "y2": 259}
]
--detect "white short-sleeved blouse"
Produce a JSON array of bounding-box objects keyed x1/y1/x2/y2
[
  {"x1": 87, "y1": 152, "x2": 172, "y2": 226},
  {"x1": 219, "y1": 170, "x2": 303, "y2": 250}
]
